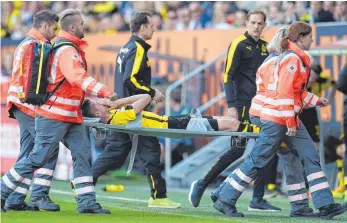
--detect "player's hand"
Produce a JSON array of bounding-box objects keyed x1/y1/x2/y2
[
  {"x1": 319, "y1": 97, "x2": 329, "y2": 107},
  {"x1": 228, "y1": 107, "x2": 238, "y2": 119},
  {"x1": 153, "y1": 89, "x2": 164, "y2": 104},
  {"x1": 108, "y1": 92, "x2": 119, "y2": 101},
  {"x1": 286, "y1": 126, "x2": 297, "y2": 136}
]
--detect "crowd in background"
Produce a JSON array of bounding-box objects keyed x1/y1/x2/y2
[{"x1": 2, "y1": 1, "x2": 347, "y2": 40}]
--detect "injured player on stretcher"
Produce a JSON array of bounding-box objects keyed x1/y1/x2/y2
[{"x1": 81, "y1": 94, "x2": 260, "y2": 133}]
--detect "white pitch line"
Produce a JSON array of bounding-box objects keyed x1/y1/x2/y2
[
  {"x1": 50, "y1": 189, "x2": 148, "y2": 203},
  {"x1": 50, "y1": 189, "x2": 235, "y2": 221}
]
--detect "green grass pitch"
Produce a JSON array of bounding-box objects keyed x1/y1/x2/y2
[{"x1": 2, "y1": 176, "x2": 347, "y2": 223}]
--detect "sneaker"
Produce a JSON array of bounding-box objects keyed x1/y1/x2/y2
[
  {"x1": 188, "y1": 180, "x2": 206, "y2": 207},
  {"x1": 290, "y1": 207, "x2": 320, "y2": 218},
  {"x1": 79, "y1": 203, "x2": 111, "y2": 214},
  {"x1": 28, "y1": 195, "x2": 60, "y2": 211},
  {"x1": 213, "y1": 199, "x2": 244, "y2": 217},
  {"x1": 248, "y1": 199, "x2": 281, "y2": 212},
  {"x1": 5, "y1": 202, "x2": 39, "y2": 211},
  {"x1": 319, "y1": 203, "x2": 347, "y2": 220},
  {"x1": 148, "y1": 197, "x2": 181, "y2": 208},
  {"x1": 332, "y1": 190, "x2": 345, "y2": 199},
  {"x1": 1, "y1": 199, "x2": 6, "y2": 212}
]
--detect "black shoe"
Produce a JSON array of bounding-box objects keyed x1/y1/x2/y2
[
  {"x1": 210, "y1": 193, "x2": 218, "y2": 203},
  {"x1": 28, "y1": 195, "x2": 60, "y2": 211},
  {"x1": 188, "y1": 180, "x2": 206, "y2": 207},
  {"x1": 1, "y1": 199, "x2": 6, "y2": 212},
  {"x1": 290, "y1": 207, "x2": 320, "y2": 218},
  {"x1": 319, "y1": 203, "x2": 347, "y2": 220},
  {"x1": 213, "y1": 199, "x2": 244, "y2": 217},
  {"x1": 79, "y1": 203, "x2": 111, "y2": 214},
  {"x1": 248, "y1": 199, "x2": 281, "y2": 212},
  {"x1": 5, "y1": 203, "x2": 39, "y2": 211}
]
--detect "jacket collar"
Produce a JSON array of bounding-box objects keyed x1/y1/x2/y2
[
  {"x1": 287, "y1": 41, "x2": 311, "y2": 68},
  {"x1": 56, "y1": 30, "x2": 88, "y2": 51},
  {"x1": 26, "y1": 28, "x2": 49, "y2": 43},
  {"x1": 130, "y1": 35, "x2": 151, "y2": 51},
  {"x1": 244, "y1": 31, "x2": 260, "y2": 45}
]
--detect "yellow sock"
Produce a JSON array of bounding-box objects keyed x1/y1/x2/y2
[
  {"x1": 336, "y1": 159, "x2": 345, "y2": 192},
  {"x1": 268, "y1": 183, "x2": 276, "y2": 191}
]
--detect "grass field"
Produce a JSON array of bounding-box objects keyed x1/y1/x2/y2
[{"x1": 1, "y1": 174, "x2": 347, "y2": 223}]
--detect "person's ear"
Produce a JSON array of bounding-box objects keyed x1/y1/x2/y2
[{"x1": 95, "y1": 111, "x2": 101, "y2": 117}]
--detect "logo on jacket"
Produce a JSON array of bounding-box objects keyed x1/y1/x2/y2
[
  {"x1": 72, "y1": 53, "x2": 85, "y2": 67},
  {"x1": 261, "y1": 44, "x2": 267, "y2": 53},
  {"x1": 287, "y1": 63, "x2": 297, "y2": 73},
  {"x1": 246, "y1": 46, "x2": 252, "y2": 51}
]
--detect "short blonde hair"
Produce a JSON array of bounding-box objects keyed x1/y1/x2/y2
[
  {"x1": 59, "y1": 8, "x2": 82, "y2": 31},
  {"x1": 267, "y1": 27, "x2": 288, "y2": 54}
]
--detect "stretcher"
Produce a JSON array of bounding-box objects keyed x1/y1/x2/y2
[
  {"x1": 83, "y1": 118, "x2": 260, "y2": 139},
  {"x1": 83, "y1": 117, "x2": 259, "y2": 175}
]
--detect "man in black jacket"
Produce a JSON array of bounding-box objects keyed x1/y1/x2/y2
[
  {"x1": 92, "y1": 12, "x2": 180, "y2": 208},
  {"x1": 336, "y1": 63, "x2": 347, "y2": 201},
  {"x1": 189, "y1": 10, "x2": 280, "y2": 212}
]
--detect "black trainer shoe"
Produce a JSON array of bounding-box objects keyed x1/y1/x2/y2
[
  {"x1": 28, "y1": 195, "x2": 60, "y2": 211},
  {"x1": 1, "y1": 199, "x2": 6, "y2": 212},
  {"x1": 188, "y1": 180, "x2": 206, "y2": 207},
  {"x1": 248, "y1": 199, "x2": 281, "y2": 212},
  {"x1": 319, "y1": 203, "x2": 347, "y2": 220},
  {"x1": 5, "y1": 202, "x2": 39, "y2": 211},
  {"x1": 213, "y1": 199, "x2": 244, "y2": 217},
  {"x1": 290, "y1": 207, "x2": 320, "y2": 218},
  {"x1": 79, "y1": 203, "x2": 111, "y2": 214}
]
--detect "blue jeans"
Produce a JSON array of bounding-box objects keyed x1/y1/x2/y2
[
  {"x1": 217, "y1": 120, "x2": 334, "y2": 209},
  {"x1": 6, "y1": 109, "x2": 58, "y2": 206},
  {"x1": 1, "y1": 115, "x2": 97, "y2": 211}
]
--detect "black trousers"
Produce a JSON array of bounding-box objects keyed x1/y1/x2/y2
[
  {"x1": 202, "y1": 105, "x2": 272, "y2": 201},
  {"x1": 92, "y1": 130, "x2": 167, "y2": 199}
]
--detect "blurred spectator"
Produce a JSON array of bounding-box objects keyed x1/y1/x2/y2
[
  {"x1": 152, "y1": 12, "x2": 164, "y2": 31},
  {"x1": 212, "y1": 2, "x2": 232, "y2": 30},
  {"x1": 283, "y1": 1, "x2": 298, "y2": 24},
  {"x1": 176, "y1": 6, "x2": 191, "y2": 31},
  {"x1": 188, "y1": 2, "x2": 211, "y2": 29},
  {"x1": 233, "y1": 9, "x2": 248, "y2": 28},
  {"x1": 111, "y1": 13, "x2": 130, "y2": 32},
  {"x1": 323, "y1": 1, "x2": 335, "y2": 14},
  {"x1": 166, "y1": 7, "x2": 178, "y2": 30},
  {"x1": 1, "y1": 1, "x2": 345, "y2": 40},
  {"x1": 310, "y1": 1, "x2": 335, "y2": 23},
  {"x1": 334, "y1": 1, "x2": 347, "y2": 22}
]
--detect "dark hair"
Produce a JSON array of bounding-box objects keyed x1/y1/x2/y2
[
  {"x1": 311, "y1": 63, "x2": 322, "y2": 75},
  {"x1": 33, "y1": 10, "x2": 59, "y2": 28},
  {"x1": 130, "y1": 11, "x2": 151, "y2": 33},
  {"x1": 246, "y1": 10, "x2": 266, "y2": 22},
  {"x1": 280, "y1": 21, "x2": 312, "y2": 50},
  {"x1": 81, "y1": 99, "x2": 93, "y2": 117}
]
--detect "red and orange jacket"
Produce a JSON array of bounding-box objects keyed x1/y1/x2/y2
[
  {"x1": 260, "y1": 41, "x2": 321, "y2": 128},
  {"x1": 249, "y1": 52, "x2": 279, "y2": 118},
  {"x1": 6, "y1": 28, "x2": 46, "y2": 118},
  {"x1": 36, "y1": 30, "x2": 113, "y2": 123}
]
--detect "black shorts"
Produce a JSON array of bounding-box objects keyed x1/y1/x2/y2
[
  {"x1": 299, "y1": 107, "x2": 320, "y2": 142},
  {"x1": 168, "y1": 115, "x2": 219, "y2": 131}
]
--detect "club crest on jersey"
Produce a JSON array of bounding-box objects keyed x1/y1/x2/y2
[{"x1": 287, "y1": 63, "x2": 297, "y2": 73}]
